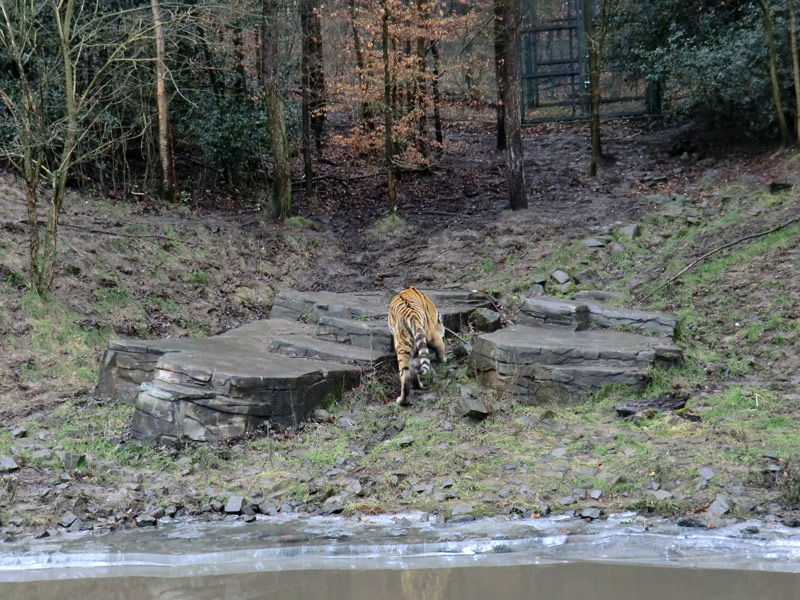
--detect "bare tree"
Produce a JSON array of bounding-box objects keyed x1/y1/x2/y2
[
  {"x1": 758, "y1": 0, "x2": 791, "y2": 146},
  {"x1": 493, "y1": 0, "x2": 507, "y2": 151},
  {"x1": 0, "y1": 0, "x2": 149, "y2": 297},
  {"x1": 582, "y1": 0, "x2": 625, "y2": 176},
  {"x1": 151, "y1": 0, "x2": 176, "y2": 201},
  {"x1": 382, "y1": 0, "x2": 397, "y2": 211},
  {"x1": 261, "y1": 0, "x2": 292, "y2": 219},
  {"x1": 501, "y1": 0, "x2": 527, "y2": 210},
  {"x1": 789, "y1": 0, "x2": 800, "y2": 145}
]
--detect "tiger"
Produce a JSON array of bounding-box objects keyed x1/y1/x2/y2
[{"x1": 387, "y1": 287, "x2": 446, "y2": 405}]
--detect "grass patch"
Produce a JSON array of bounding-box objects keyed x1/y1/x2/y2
[
  {"x1": 371, "y1": 213, "x2": 407, "y2": 235},
  {"x1": 20, "y1": 293, "x2": 114, "y2": 385}
]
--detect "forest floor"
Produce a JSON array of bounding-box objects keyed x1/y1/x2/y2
[{"x1": 1, "y1": 117, "x2": 800, "y2": 540}]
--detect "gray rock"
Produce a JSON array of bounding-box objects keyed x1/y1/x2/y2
[
  {"x1": 651, "y1": 490, "x2": 672, "y2": 501},
  {"x1": 707, "y1": 494, "x2": 730, "y2": 515},
  {"x1": 322, "y1": 495, "x2": 346, "y2": 515},
  {"x1": 136, "y1": 514, "x2": 157, "y2": 527},
  {"x1": 697, "y1": 467, "x2": 715, "y2": 480},
  {"x1": 59, "y1": 452, "x2": 85, "y2": 471},
  {"x1": 457, "y1": 389, "x2": 489, "y2": 420},
  {"x1": 549, "y1": 269, "x2": 571, "y2": 285},
  {"x1": 677, "y1": 516, "x2": 706, "y2": 529},
  {"x1": 589, "y1": 489, "x2": 603, "y2": 500},
  {"x1": 558, "y1": 496, "x2": 576, "y2": 506},
  {"x1": 582, "y1": 238, "x2": 606, "y2": 248},
  {"x1": 530, "y1": 274, "x2": 548, "y2": 285},
  {"x1": 581, "y1": 507, "x2": 601, "y2": 519},
  {"x1": 517, "y1": 415, "x2": 536, "y2": 429},
  {"x1": 551, "y1": 448, "x2": 568, "y2": 457},
  {"x1": 10, "y1": 426, "x2": 27, "y2": 438},
  {"x1": 574, "y1": 268, "x2": 602, "y2": 287},
  {"x1": 573, "y1": 290, "x2": 625, "y2": 302},
  {"x1": 470, "y1": 308, "x2": 503, "y2": 333},
  {"x1": 609, "y1": 242, "x2": 626, "y2": 254},
  {"x1": 0, "y1": 456, "x2": 19, "y2": 473},
  {"x1": 517, "y1": 296, "x2": 590, "y2": 331},
  {"x1": 526, "y1": 284, "x2": 545, "y2": 297},
  {"x1": 58, "y1": 511, "x2": 78, "y2": 528},
  {"x1": 617, "y1": 224, "x2": 640, "y2": 240},
  {"x1": 259, "y1": 502, "x2": 279, "y2": 516},
  {"x1": 210, "y1": 499, "x2": 224, "y2": 512},
  {"x1": 451, "y1": 504, "x2": 473, "y2": 516},
  {"x1": 555, "y1": 282, "x2": 575, "y2": 294},
  {"x1": 225, "y1": 496, "x2": 245, "y2": 514},
  {"x1": 313, "y1": 408, "x2": 332, "y2": 421},
  {"x1": 66, "y1": 519, "x2": 83, "y2": 533}
]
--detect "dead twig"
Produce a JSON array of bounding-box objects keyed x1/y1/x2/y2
[{"x1": 640, "y1": 215, "x2": 800, "y2": 301}]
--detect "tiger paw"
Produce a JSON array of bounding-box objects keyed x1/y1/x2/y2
[{"x1": 396, "y1": 395, "x2": 410, "y2": 406}]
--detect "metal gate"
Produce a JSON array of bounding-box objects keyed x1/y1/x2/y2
[{"x1": 521, "y1": 0, "x2": 648, "y2": 123}]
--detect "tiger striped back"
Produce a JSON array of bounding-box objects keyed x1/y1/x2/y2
[{"x1": 387, "y1": 287, "x2": 446, "y2": 405}]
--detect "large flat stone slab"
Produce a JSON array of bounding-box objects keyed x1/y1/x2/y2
[
  {"x1": 469, "y1": 324, "x2": 682, "y2": 402},
  {"x1": 96, "y1": 319, "x2": 314, "y2": 403},
  {"x1": 132, "y1": 353, "x2": 360, "y2": 445},
  {"x1": 519, "y1": 295, "x2": 677, "y2": 336}
]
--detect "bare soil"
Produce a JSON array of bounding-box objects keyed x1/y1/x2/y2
[{"x1": 1, "y1": 119, "x2": 799, "y2": 540}]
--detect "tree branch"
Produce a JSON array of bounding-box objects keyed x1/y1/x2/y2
[{"x1": 640, "y1": 216, "x2": 800, "y2": 301}]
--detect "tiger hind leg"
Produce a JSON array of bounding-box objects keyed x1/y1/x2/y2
[{"x1": 396, "y1": 350, "x2": 413, "y2": 405}]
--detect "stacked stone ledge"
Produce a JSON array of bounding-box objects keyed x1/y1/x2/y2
[
  {"x1": 96, "y1": 289, "x2": 488, "y2": 446},
  {"x1": 469, "y1": 295, "x2": 682, "y2": 403}
]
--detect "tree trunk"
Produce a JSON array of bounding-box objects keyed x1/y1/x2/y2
[
  {"x1": 261, "y1": 0, "x2": 292, "y2": 219},
  {"x1": 301, "y1": 0, "x2": 314, "y2": 194},
  {"x1": 348, "y1": 0, "x2": 374, "y2": 130},
  {"x1": 790, "y1": 0, "x2": 800, "y2": 144},
  {"x1": 502, "y1": 0, "x2": 527, "y2": 210},
  {"x1": 151, "y1": 0, "x2": 177, "y2": 201},
  {"x1": 307, "y1": 0, "x2": 326, "y2": 150},
  {"x1": 493, "y1": 0, "x2": 507, "y2": 151},
  {"x1": 415, "y1": 0, "x2": 428, "y2": 163},
  {"x1": 430, "y1": 40, "x2": 443, "y2": 156},
  {"x1": 382, "y1": 1, "x2": 397, "y2": 211},
  {"x1": 583, "y1": 0, "x2": 602, "y2": 177},
  {"x1": 758, "y1": 0, "x2": 791, "y2": 146}
]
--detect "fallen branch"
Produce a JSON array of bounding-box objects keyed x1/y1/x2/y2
[{"x1": 640, "y1": 215, "x2": 800, "y2": 301}]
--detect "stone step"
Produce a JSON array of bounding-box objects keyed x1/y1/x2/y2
[
  {"x1": 502, "y1": 364, "x2": 650, "y2": 404},
  {"x1": 469, "y1": 324, "x2": 682, "y2": 402},
  {"x1": 271, "y1": 290, "x2": 388, "y2": 322},
  {"x1": 272, "y1": 288, "x2": 489, "y2": 333},
  {"x1": 518, "y1": 295, "x2": 677, "y2": 336},
  {"x1": 268, "y1": 334, "x2": 393, "y2": 365},
  {"x1": 314, "y1": 316, "x2": 394, "y2": 352}
]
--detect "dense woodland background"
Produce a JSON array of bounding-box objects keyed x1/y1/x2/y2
[{"x1": 1, "y1": 0, "x2": 800, "y2": 296}]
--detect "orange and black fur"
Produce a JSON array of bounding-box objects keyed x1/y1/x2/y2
[{"x1": 387, "y1": 287, "x2": 446, "y2": 405}]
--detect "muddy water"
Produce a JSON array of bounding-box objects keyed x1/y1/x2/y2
[{"x1": 2, "y1": 513, "x2": 800, "y2": 599}]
